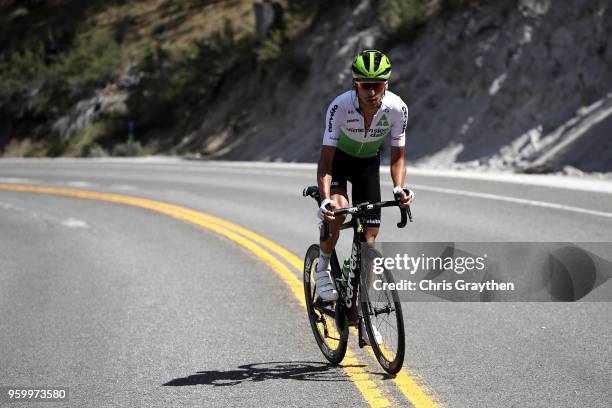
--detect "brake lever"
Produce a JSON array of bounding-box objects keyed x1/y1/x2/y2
[
  {"x1": 393, "y1": 191, "x2": 406, "y2": 228},
  {"x1": 397, "y1": 207, "x2": 407, "y2": 228},
  {"x1": 394, "y1": 189, "x2": 414, "y2": 227},
  {"x1": 403, "y1": 188, "x2": 414, "y2": 223}
]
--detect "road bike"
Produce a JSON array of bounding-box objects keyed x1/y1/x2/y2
[{"x1": 302, "y1": 185, "x2": 412, "y2": 375}]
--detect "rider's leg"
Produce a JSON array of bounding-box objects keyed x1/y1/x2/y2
[
  {"x1": 364, "y1": 227, "x2": 379, "y2": 244},
  {"x1": 316, "y1": 188, "x2": 348, "y2": 302},
  {"x1": 319, "y1": 188, "x2": 349, "y2": 253},
  {"x1": 356, "y1": 155, "x2": 381, "y2": 246},
  {"x1": 353, "y1": 157, "x2": 383, "y2": 344}
]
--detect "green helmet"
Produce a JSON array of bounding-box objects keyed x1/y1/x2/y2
[{"x1": 351, "y1": 50, "x2": 392, "y2": 80}]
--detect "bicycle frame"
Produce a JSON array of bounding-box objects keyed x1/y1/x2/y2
[
  {"x1": 302, "y1": 184, "x2": 412, "y2": 370},
  {"x1": 330, "y1": 207, "x2": 403, "y2": 348},
  {"x1": 333, "y1": 214, "x2": 367, "y2": 317}
]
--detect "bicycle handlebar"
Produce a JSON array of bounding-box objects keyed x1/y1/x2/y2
[
  {"x1": 331, "y1": 196, "x2": 413, "y2": 225},
  {"x1": 303, "y1": 186, "x2": 413, "y2": 241}
]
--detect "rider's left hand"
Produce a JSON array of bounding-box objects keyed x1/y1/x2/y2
[{"x1": 393, "y1": 187, "x2": 414, "y2": 208}]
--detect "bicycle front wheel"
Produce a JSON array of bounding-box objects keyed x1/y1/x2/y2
[
  {"x1": 360, "y1": 247, "x2": 405, "y2": 375},
  {"x1": 303, "y1": 244, "x2": 348, "y2": 364}
]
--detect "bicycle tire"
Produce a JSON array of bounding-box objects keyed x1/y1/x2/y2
[
  {"x1": 360, "y1": 246, "x2": 405, "y2": 375},
  {"x1": 303, "y1": 244, "x2": 348, "y2": 364}
]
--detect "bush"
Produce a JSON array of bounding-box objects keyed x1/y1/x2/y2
[
  {"x1": 0, "y1": 42, "x2": 47, "y2": 92},
  {"x1": 0, "y1": 28, "x2": 122, "y2": 90},
  {"x1": 53, "y1": 29, "x2": 123, "y2": 86},
  {"x1": 152, "y1": 21, "x2": 167, "y2": 37},
  {"x1": 79, "y1": 142, "x2": 108, "y2": 158},
  {"x1": 66, "y1": 121, "x2": 108, "y2": 156},
  {"x1": 127, "y1": 20, "x2": 253, "y2": 132},
  {"x1": 256, "y1": 29, "x2": 284, "y2": 66},
  {"x1": 112, "y1": 140, "x2": 143, "y2": 157},
  {"x1": 379, "y1": 0, "x2": 428, "y2": 42},
  {"x1": 0, "y1": 28, "x2": 123, "y2": 122},
  {"x1": 113, "y1": 13, "x2": 137, "y2": 43}
]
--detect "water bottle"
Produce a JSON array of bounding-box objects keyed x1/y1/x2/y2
[{"x1": 340, "y1": 257, "x2": 350, "y2": 287}]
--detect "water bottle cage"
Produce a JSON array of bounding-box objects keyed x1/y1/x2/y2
[{"x1": 340, "y1": 258, "x2": 350, "y2": 288}]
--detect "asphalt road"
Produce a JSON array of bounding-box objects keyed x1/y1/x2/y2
[{"x1": 0, "y1": 158, "x2": 611, "y2": 407}]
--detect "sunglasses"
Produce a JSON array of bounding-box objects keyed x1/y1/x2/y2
[{"x1": 355, "y1": 81, "x2": 387, "y2": 91}]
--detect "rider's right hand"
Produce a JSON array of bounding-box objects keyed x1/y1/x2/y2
[{"x1": 318, "y1": 198, "x2": 337, "y2": 222}]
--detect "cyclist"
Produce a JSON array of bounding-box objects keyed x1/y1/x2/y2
[{"x1": 315, "y1": 49, "x2": 413, "y2": 303}]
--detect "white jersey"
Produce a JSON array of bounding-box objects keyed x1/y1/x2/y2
[{"x1": 322, "y1": 90, "x2": 408, "y2": 158}]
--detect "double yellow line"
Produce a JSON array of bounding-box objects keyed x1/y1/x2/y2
[{"x1": 0, "y1": 184, "x2": 440, "y2": 408}]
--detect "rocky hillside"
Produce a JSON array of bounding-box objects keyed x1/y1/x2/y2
[
  {"x1": 1, "y1": 0, "x2": 611, "y2": 173},
  {"x1": 391, "y1": 0, "x2": 612, "y2": 173}
]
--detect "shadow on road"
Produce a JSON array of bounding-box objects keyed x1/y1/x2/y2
[{"x1": 163, "y1": 361, "x2": 365, "y2": 387}]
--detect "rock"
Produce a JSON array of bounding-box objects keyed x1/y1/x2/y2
[
  {"x1": 9, "y1": 7, "x2": 29, "y2": 21},
  {"x1": 562, "y1": 166, "x2": 584, "y2": 176},
  {"x1": 253, "y1": 1, "x2": 275, "y2": 41},
  {"x1": 51, "y1": 87, "x2": 127, "y2": 142},
  {"x1": 518, "y1": 0, "x2": 551, "y2": 18}
]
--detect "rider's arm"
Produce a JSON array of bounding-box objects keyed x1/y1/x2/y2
[
  {"x1": 390, "y1": 100, "x2": 408, "y2": 189},
  {"x1": 390, "y1": 146, "x2": 406, "y2": 188},
  {"x1": 389, "y1": 100, "x2": 412, "y2": 207},
  {"x1": 319, "y1": 97, "x2": 344, "y2": 200},
  {"x1": 317, "y1": 146, "x2": 335, "y2": 200}
]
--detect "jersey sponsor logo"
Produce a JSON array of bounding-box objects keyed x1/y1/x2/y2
[
  {"x1": 368, "y1": 128, "x2": 387, "y2": 136},
  {"x1": 401, "y1": 106, "x2": 408, "y2": 133},
  {"x1": 343, "y1": 127, "x2": 387, "y2": 137},
  {"x1": 347, "y1": 118, "x2": 359, "y2": 123},
  {"x1": 376, "y1": 114, "x2": 389, "y2": 127},
  {"x1": 328, "y1": 104, "x2": 338, "y2": 132}
]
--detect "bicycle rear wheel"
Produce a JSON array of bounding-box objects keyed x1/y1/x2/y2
[
  {"x1": 303, "y1": 244, "x2": 348, "y2": 364},
  {"x1": 360, "y1": 247, "x2": 405, "y2": 375}
]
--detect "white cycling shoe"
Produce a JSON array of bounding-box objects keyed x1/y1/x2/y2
[
  {"x1": 362, "y1": 321, "x2": 383, "y2": 346},
  {"x1": 314, "y1": 263, "x2": 339, "y2": 302}
]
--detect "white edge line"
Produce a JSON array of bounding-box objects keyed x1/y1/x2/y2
[
  {"x1": 404, "y1": 183, "x2": 612, "y2": 219},
  {"x1": 2, "y1": 157, "x2": 611, "y2": 194},
  {"x1": 176, "y1": 160, "x2": 612, "y2": 196},
  {"x1": 3, "y1": 158, "x2": 612, "y2": 218},
  {"x1": 197, "y1": 162, "x2": 612, "y2": 195}
]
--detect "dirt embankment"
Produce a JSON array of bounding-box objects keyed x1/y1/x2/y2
[
  {"x1": 1, "y1": 1, "x2": 611, "y2": 174},
  {"x1": 214, "y1": 0, "x2": 612, "y2": 174}
]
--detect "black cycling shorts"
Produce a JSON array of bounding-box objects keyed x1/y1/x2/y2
[{"x1": 331, "y1": 149, "x2": 381, "y2": 228}]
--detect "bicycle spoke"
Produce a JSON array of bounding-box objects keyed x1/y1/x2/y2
[{"x1": 364, "y1": 269, "x2": 402, "y2": 363}]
